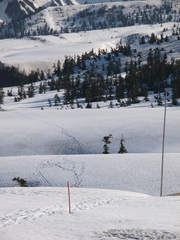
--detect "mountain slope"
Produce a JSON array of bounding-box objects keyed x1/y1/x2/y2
[{"x1": 0, "y1": 0, "x2": 78, "y2": 23}]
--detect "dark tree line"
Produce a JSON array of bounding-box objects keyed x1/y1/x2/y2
[
  {"x1": 1, "y1": 41, "x2": 180, "y2": 106},
  {"x1": 0, "y1": 62, "x2": 45, "y2": 87}
]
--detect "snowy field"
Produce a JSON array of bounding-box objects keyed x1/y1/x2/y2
[
  {"x1": 1, "y1": 187, "x2": 180, "y2": 240},
  {"x1": 1, "y1": 92, "x2": 180, "y2": 239}
]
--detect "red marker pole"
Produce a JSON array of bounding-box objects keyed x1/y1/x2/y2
[{"x1": 67, "y1": 181, "x2": 71, "y2": 214}]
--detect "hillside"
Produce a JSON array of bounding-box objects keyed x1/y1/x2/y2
[
  {"x1": 1, "y1": 187, "x2": 179, "y2": 240},
  {"x1": 0, "y1": 1, "x2": 180, "y2": 239},
  {"x1": 0, "y1": 22, "x2": 179, "y2": 72}
]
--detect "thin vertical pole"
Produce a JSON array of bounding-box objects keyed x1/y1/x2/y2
[
  {"x1": 160, "y1": 91, "x2": 167, "y2": 197},
  {"x1": 67, "y1": 181, "x2": 71, "y2": 213}
]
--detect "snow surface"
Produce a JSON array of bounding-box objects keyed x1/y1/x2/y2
[
  {"x1": 0, "y1": 88, "x2": 180, "y2": 239},
  {"x1": 1, "y1": 153, "x2": 180, "y2": 195},
  {"x1": 0, "y1": 187, "x2": 180, "y2": 240}
]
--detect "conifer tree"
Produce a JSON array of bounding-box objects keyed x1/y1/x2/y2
[
  {"x1": 42, "y1": 82, "x2": 47, "y2": 94},
  {"x1": 18, "y1": 86, "x2": 24, "y2": 100},
  {"x1": 27, "y1": 84, "x2": 35, "y2": 98},
  {"x1": 172, "y1": 81, "x2": 179, "y2": 105},
  {"x1": 118, "y1": 135, "x2": 128, "y2": 154},
  {"x1": 63, "y1": 75, "x2": 74, "y2": 104},
  {"x1": 86, "y1": 102, "x2": 92, "y2": 108},
  {"x1": 40, "y1": 70, "x2": 45, "y2": 80},
  {"x1": 39, "y1": 82, "x2": 43, "y2": 94},
  {"x1": 102, "y1": 134, "x2": 113, "y2": 154},
  {"x1": 149, "y1": 33, "x2": 157, "y2": 44},
  {"x1": 140, "y1": 36, "x2": 146, "y2": 44},
  {"x1": 54, "y1": 94, "x2": 61, "y2": 105},
  {"x1": 0, "y1": 88, "x2": 4, "y2": 107},
  {"x1": 12, "y1": 177, "x2": 27, "y2": 187}
]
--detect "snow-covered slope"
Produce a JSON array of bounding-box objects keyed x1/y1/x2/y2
[
  {"x1": 0, "y1": 22, "x2": 179, "y2": 72},
  {"x1": 1, "y1": 187, "x2": 179, "y2": 240},
  {"x1": 1, "y1": 95, "x2": 180, "y2": 156},
  {"x1": 0, "y1": 1, "x2": 179, "y2": 239},
  {"x1": 1, "y1": 86, "x2": 180, "y2": 195},
  {"x1": 1, "y1": 93, "x2": 179, "y2": 239},
  {"x1": 0, "y1": 153, "x2": 180, "y2": 195}
]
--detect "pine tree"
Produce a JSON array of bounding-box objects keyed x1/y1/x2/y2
[
  {"x1": 149, "y1": 33, "x2": 157, "y2": 44},
  {"x1": 40, "y1": 70, "x2": 45, "y2": 80},
  {"x1": 39, "y1": 82, "x2": 43, "y2": 94},
  {"x1": 42, "y1": 82, "x2": 47, "y2": 94},
  {"x1": 172, "y1": 81, "x2": 179, "y2": 105},
  {"x1": 109, "y1": 101, "x2": 114, "y2": 108},
  {"x1": 118, "y1": 135, "x2": 128, "y2": 153},
  {"x1": 102, "y1": 134, "x2": 113, "y2": 154},
  {"x1": 54, "y1": 94, "x2": 61, "y2": 105},
  {"x1": 12, "y1": 177, "x2": 27, "y2": 187},
  {"x1": 0, "y1": 88, "x2": 4, "y2": 107},
  {"x1": 139, "y1": 36, "x2": 146, "y2": 44},
  {"x1": 63, "y1": 75, "x2": 74, "y2": 104},
  {"x1": 86, "y1": 102, "x2": 92, "y2": 108},
  {"x1": 27, "y1": 84, "x2": 35, "y2": 98}
]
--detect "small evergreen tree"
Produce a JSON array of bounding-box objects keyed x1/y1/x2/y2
[
  {"x1": 54, "y1": 94, "x2": 61, "y2": 104},
  {"x1": 140, "y1": 36, "x2": 146, "y2": 44},
  {"x1": 109, "y1": 101, "x2": 114, "y2": 108},
  {"x1": 27, "y1": 83, "x2": 35, "y2": 98},
  {"x1": 39, "y1": 82, "x2": 43, "y2": 94},
  {"x1": 12, "y1": 177, "x2": 28, "y2": 187},
  {"x1": 0, "y1": 88, "x2": 4, "y2": 107},
  {"x1": 102, "y1": 134, "x2": 113, "y2": 154},
  {"x1": 86, "y1": 102, "x2": 92, "y2": 108},
  {"x1": 118, "y1": 135, "x2": 128, "y2": 153},
  {"x1": 172, "y1": 82, "x2": 178, "y2": 105}
]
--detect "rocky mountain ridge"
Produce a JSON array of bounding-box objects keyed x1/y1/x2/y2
[{"x1": 0, "y1": 0, "x2": 77, "y2": 23}]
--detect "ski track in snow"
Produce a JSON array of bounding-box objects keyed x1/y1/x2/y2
[
  {"x1": 36, "y1": 157, "x2": 53, "y2": 187},
  {"x1": 49, "y1": 156, "x2": 85, "y2": 187},
  {"x1": 0, "y1": 192, "x2": 134, "y2": 228},
  {"x1": 36, "y1": 156, "x2": 85, "y2": 187},
  {"x1": 1, "y1": 191, "x2": 179, "y2": 240},
  {"x1": 14, "y1": 111, "x2": 85, "y2": 154},
  {"x1": 0, "y1": 205, "x2": 65, "y2": 227}
]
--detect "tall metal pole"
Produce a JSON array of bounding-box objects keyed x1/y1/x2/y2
[
  {"x1": 67, "y1": 181, "x2": 71, "y2": 213},
  {"x1": 160, "y1": 91, "x2": 167, "y2": 197}
]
